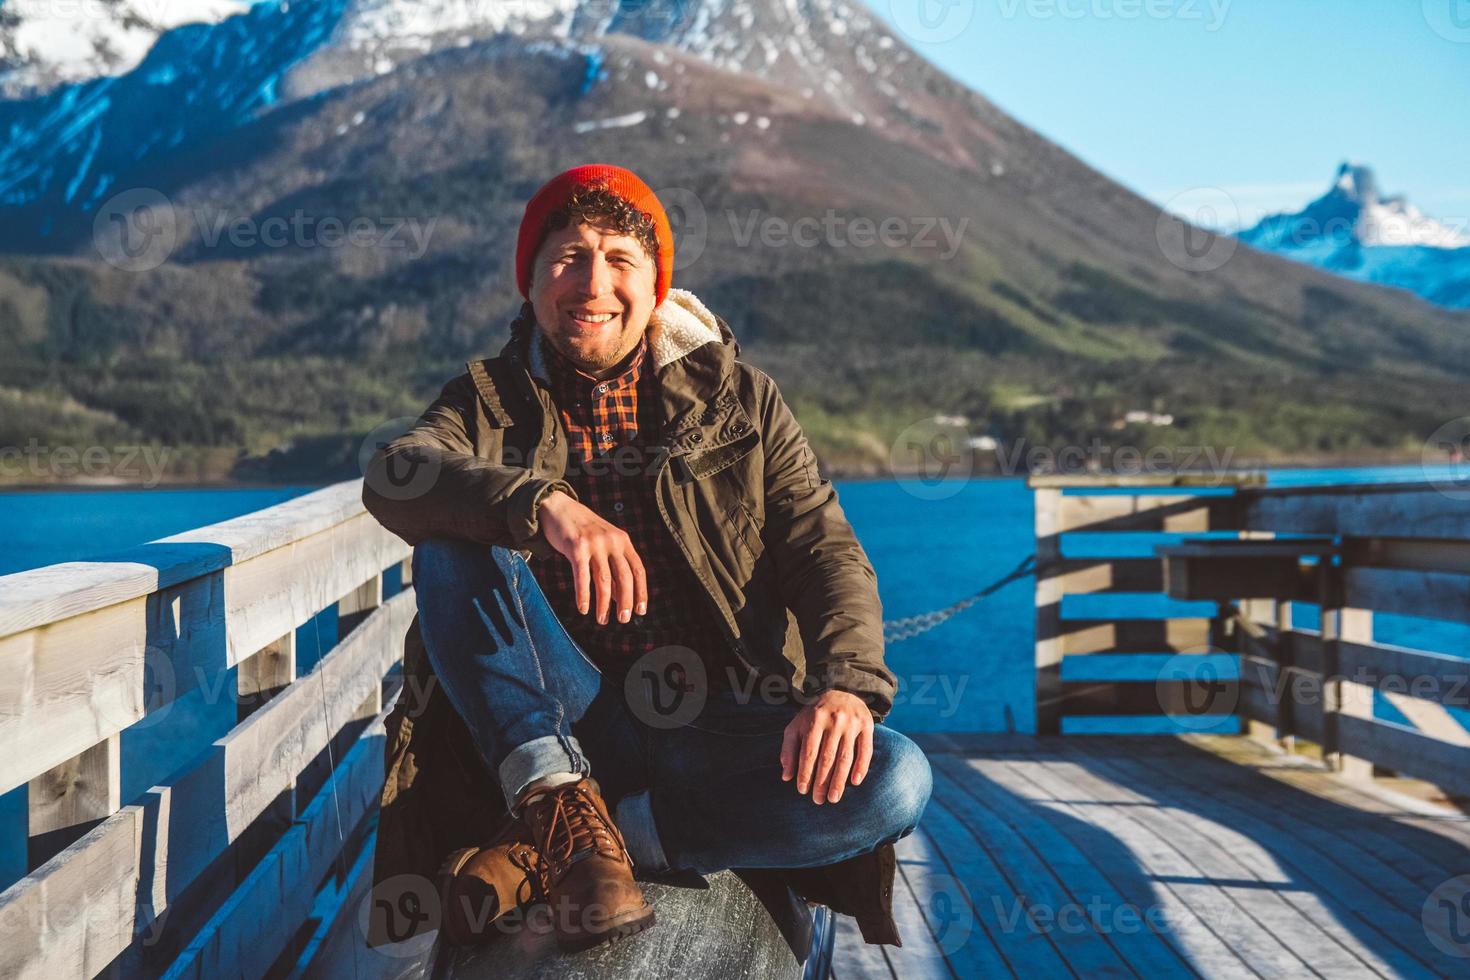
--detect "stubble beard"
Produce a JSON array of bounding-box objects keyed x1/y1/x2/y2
[{"x1": 542, "y1": 319, "x2": 642, "y2": 375}]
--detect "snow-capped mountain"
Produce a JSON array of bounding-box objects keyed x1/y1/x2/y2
[
  {"x1": 0, "y1": 0, "x2": 1006, "y2": 250},
  {"x1": 1239, "y1": 163, "x2": 1470, "y2": 309},
  {"x1": 0, "y1": 0, "x2": 251, "y2": 99}
]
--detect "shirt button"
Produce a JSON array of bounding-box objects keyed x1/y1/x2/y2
[
  {"x1": 614, "y1": 501, "x2": 625, "y2": 512},
  {"x1": 601, "y1": 432, "x2": 615, "y2": 443},
  {"x1": 595, "y1": 383, "x2": 608, "y2": 395}
]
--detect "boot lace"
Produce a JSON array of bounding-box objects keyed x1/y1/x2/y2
[
  {"x1": 526, "y1": 785, "x2": 628, "y2": 884},
  {"x1": 508, "y1": 843, "x2": 549, "y2": 903}
]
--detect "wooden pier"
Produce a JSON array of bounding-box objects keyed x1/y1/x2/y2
[{"x1": 2, "y1": 473, "x2": 1470, "y2": 977}]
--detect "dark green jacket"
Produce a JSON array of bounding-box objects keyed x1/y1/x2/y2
[{"x1": 361, "y1": 289, "x2": 901, "y2": 949}]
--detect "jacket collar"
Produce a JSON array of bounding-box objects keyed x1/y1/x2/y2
[{"x1": 480, "y1": 289, "x2": 749, "y2": 458}]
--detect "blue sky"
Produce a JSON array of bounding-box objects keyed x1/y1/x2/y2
[{"x1": 866, "y1": 0, "x2": 1470, "y2": 230}]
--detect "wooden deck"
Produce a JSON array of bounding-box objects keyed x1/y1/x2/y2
[{"x1": 834, "y1": 734, "x2": 1470, "y2": 980}]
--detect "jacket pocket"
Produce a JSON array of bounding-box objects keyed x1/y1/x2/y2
[{"x1": 726, "y1": 499, "x2": 766, "y2": 570}]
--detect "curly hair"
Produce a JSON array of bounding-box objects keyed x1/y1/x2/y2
[{"x1": 538, "y1": 182, "x2": 661, "y2": 262}]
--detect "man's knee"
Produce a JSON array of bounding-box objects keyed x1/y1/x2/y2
[
  {"x1": 411, "y1": 538, "x2": 520, "y2": 588},
  {"x1": 860, "y1": 729, "x2": 932, "y2": 842}
]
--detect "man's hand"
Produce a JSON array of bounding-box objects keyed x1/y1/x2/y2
[
  {"x1": 537, "y1": 490, "x2": 647, "y2": 626},
  {"x1": 780, "y1": 689, "x2": 874, "y2": 805}
]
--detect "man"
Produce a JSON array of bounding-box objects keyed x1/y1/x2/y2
[{"x1": 362, "y1": 164, "x2": 931, "y2": 954}]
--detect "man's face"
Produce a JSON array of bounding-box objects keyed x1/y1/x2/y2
[{"x1": 530, "y1": 220, "x2": 657, "y2": 378}]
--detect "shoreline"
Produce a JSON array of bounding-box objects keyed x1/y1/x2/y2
[{"x1": 0, "y1": 452, "x2": 1455, "y2": 492}]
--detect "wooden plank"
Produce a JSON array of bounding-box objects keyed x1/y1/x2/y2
[
  {"x1": 339, "y1": 572, "x2": 384, "y2": 639},
  {"x1": 970, "y1": 755, "x2": 1256, "y2": 979},
  {"x1": 164, "y1": 708, "x2": 389, "y2": 980},
  {"x1": 930, "y1": 756, "x2": 1195, "y2": 978},
  {"x1": 1195, "y1": 734, "x2": 1470, "y2": 865},
  {"x1": 1008, "y1": 755, "x2": 1318, "y2": 978},
  {"x1": 1055, "y1": 618, "x2": 1212, "y2": 655},
  {"x1": 1028, "y1": 474, "x2": 1264, "y2": 489},
  {"x1": 0, "y1": 805, "x2": 145, "y2": 980},
  {"x1": 1242, "y1": 483, "x2": 1470, "y2": 539},
  {"x1": 1338, "y1": 639, "x2": 1470, "y2": 706},
  {"x1": 1344, "y1": 566, "x2": 1470, "y2": 625},
  {"x1": 919, "y1": 772, "x2": 1062, "y2": 976},
  {"x1": 1115, "y1": 738, "x2": 1466, "y2": 913},
  {"x1": 928, "y1": 759, "x2": 1133, "y2": 977},
  {"x1": 0, "y1": 512, "x2": 408, "y2": 796},
  {"x1": 1068, "y1": 740, "x2": 1445, "y2": 978},
  {"x1": 156, "y1": 591, "x2": 412, "y2": 899},
  {"x1": 885, "y1": 828, "x2": 995, "y2": 979},
  {"x1": 1323, "y1": 607, "x2": 1375, "y2": 781},
  {"x1": 1039, "y1": 752, "x2": 1377, "y2": 979},
  {"x1": 1054, "y1": 494, "x2": 1224, "y2": 534},
  {"x1": 27, "y1": 733, "x2": 120, "y2": 867},
  {"x1": 1382, "y1": 694, "x2": 1470, "y2": 747},
  {"x1": 1049, "y1": 679, "x2": 1238, "y2": 718},
  {"x1": 238, "y1": 631, "x2": 297, "y2": 722},
  {"x1": 1238, "y1": 676, "x2": 1325, "y2": 744},
  {"x1": 1344, "y1": 536, "x2": 1470, "y2": 574},
  {"x1": 1035, "y1": 487, "x2": 1063, "y2": 736},
  {"x1": 830, "y1": 914, "x2": 896, "y2": 980},
  {"x1": 0, "y1": 593, "x2": 412, "y2": 980},
  {"x1": 293, "y1": 827, "x2": 415, "y2": 980},
  {"x1": 1162, "y1": 555, "x2": 1315, "y2": 602},
  {"x1": 1047, "y1": 558, "x2": 1163, "y2": 594},
  {"x1": 1337, "y1": 715, "x2": 1470, "y2": 798},
  {"x1": 0, "y1": 481, "x2": 372, "y2": 636}
]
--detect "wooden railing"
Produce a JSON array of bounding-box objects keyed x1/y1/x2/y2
[
  {"x1": 1225, "y1": 480, "x2": 1470, "y2": 794},
  {"x1": 0, "y1": 480, "x2": 412, "y2": 978},
  {"x1": 1032, "y1": 473, "x2": 1470, "y2": 795},
  {"x1": 1031, "y1": 473, "x2": 1263, "y2": 735}
]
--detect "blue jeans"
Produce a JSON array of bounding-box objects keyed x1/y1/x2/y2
[{"x1": 411, "y1": 539, "x2": 932, "y2": 875}]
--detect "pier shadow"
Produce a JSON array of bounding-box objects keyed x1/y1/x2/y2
[{"x1": 904, "y1": 734, "x2": 1469, "y2": 977}]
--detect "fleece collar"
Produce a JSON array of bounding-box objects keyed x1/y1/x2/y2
[{"x1": 524, "y1": 287, "x2": 729, "y2": 383}]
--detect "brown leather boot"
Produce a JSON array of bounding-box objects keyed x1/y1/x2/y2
[
  {"x1": 436, "y1": 817, "x2": 547, "y2": 946},
  {"x1": 515, "y1": 776, "x2": 656, "y2": 951}
]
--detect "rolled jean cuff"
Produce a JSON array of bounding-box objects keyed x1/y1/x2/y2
[
  {"x1": 614, "y1": 789, "x2": 670, "y2": 875},
  {"x1": 498, "y1": 734, "x2": 590, "y2": 806}
]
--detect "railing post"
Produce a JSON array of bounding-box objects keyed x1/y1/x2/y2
[
  {"x1": 338, "y1": 573, "x2": 383, "y2": 639},
  {"x1": 1034, "y1": 487, "x2": 1062, "y2": 735},
  {"x1": 238, "y1": 630, "x2": 297, "y2": 722},
  {"x1": 1323, "y1": 557, "x2": 1374, "y2": 780},
  {"x1": 27, "y1": 734, "x2": 120, "y2": 868}
]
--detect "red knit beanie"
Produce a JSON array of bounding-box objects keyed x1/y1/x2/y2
[{"x1": 515, "y1": 164, "x2": 675, "y2": 307}]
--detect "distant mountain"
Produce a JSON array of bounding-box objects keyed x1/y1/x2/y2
[
  {"x1": 1, "y1": 2, "x2": 1468, "y2": 481},
  {"x1": 0, "y1": 0, "x2": 251, "y2": 99},
  {"x1": 1239, "y1": 163, "x2": 1470, "y2": 309}
]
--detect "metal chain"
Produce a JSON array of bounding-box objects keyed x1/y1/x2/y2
[{"x1": 882, "y1": 553, "x2": 1037, "y2": 643}]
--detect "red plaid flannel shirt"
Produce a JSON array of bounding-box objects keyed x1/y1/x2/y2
[{"x1": 529, "y1": 332, "x2": 748, "y2": 692}]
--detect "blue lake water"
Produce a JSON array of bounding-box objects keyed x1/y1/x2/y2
[{"x1": 2, "y1": 463, "x2": 1467, "y2": 738}]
